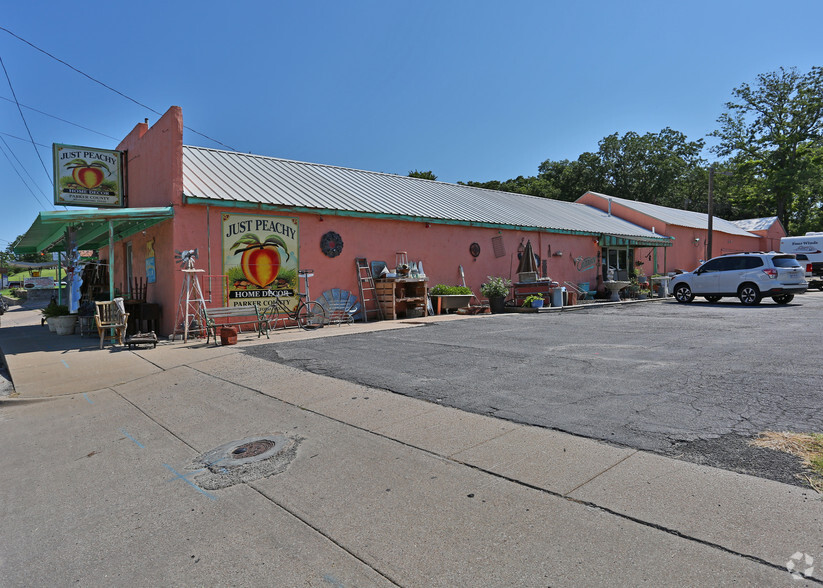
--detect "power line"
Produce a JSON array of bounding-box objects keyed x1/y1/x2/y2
[
  {"x1": 0, "y1": 26, "x2": 239, "y2": 152},
  {"x1": 0, "y1": 131, "x2": 49, "y2": 148},
  {"x1": 0, "y1": 96, "x2": 119, "y2": 140},
  {"x1": 0, "y1": 138, "x2": 51, "y2": 210},
  {"x1": 0, "y1": 54, "x2": 52, "y2": 185},
  {"x1": 0, "y1": 134, "x2": 52, "y2": 202}
]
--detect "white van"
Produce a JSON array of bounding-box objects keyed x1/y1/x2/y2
[{"x1": 780, "y1": 233, "x2": 823, "y2": 290}]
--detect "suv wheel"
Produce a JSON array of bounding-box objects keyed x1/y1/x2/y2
[
  {"x1": 738, "y1": 283, "x2": 761, "y2": 305},
  {"x1": 673, "y1": 283, "x2": 694, "y2": 303},
  {"x1": 772, "y1": 294, "x2": 794, "y2": 304}
]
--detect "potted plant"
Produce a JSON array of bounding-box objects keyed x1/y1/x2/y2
[
  {"x1": 51, "y1": 305, "x2": 76, "y2": 335},
  {"x1": 41, "y1": 300, "x2": 64, "y2": 332},
  {"x1": 480, "y1": 276, "x2": 511, "y2": 314},
  {"x1": 522, "y1": 294, "x2": 544, "y2": 308},
  {"x1": 429, "y1": 284, "x2": 473, "y2": 313}
]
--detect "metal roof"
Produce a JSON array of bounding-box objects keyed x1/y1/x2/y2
[
  {"x1": 582, "y1": 192, "x2": 756, "y2": 237},
  {"x1": 730, "y1": 216, "x2": 780, "y2": 232},
  {"x1": 182, "y1": 146, "x2": 671, "y2": 245},
  {"x1": 14, "y1": 207, "x2": 174, "y2": 254}
]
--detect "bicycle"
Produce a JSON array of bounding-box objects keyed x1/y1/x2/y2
[{"x1": 261, "y1": 270, "x2": 327, "y2": 331}]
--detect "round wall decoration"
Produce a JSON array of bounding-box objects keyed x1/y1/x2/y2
[
  {"x1": 469, "y1": 242, "x2": 481, "y2": 258},
  {"x1": 320, "y1": 231, "x2": 344, "y2": 258}
]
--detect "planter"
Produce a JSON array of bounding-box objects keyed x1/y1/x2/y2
[
  {"x1": 530, "y1": 299, "x2": 544, "y2": 308},
  {"x1": 488, "y1": 295, "x2": 506, "y2": 314},
  {"x1": 45, "y1": 317, "x2": 58, "y2": 333},
  {"x1": 220, "y1": 326, "x2": 238, "y2": 345},
  {"x1": 431, "y1": 294, "x2": 473, "y2": 314},
  {"x1": 52, "y1": 315, "x2": 77, "y2": 335}
]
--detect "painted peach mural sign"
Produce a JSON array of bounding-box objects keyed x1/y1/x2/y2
[
  {"x1": 53, "y1": 143, "x2": 124, "y2": 207},
  {"x1": 222, "y1": 213, "x2": 299, "y2": 307}
]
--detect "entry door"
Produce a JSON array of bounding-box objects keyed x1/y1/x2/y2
[{"x1": 603, "y1": 247, "x2": 631, "y2": 280}]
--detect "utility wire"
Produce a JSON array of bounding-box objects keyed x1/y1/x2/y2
[
  {"x1": 0, "y1": 139, "x2": 50, "y2": 210},
  {"x1": 0, "y1": 130, "x2": 49, "y2": 148},
  {"x1": 0, "y1": 96, "x2": 119, "y2": 140},
  {"x1": 0, "y1": 54, "x2": 52, "y2": 185},
  {"x1": 0, "y1": 134, "x2": 52, "y2": 202},
  {"x1": 1, "y1": 27, "x2": 239, "y2": 152}
]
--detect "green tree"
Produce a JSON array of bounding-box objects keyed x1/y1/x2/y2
[
  {"x1": 408, "y1": 170, "x2": 438, "y2": 180},
  {"x1": 3, "y1": 234, "x2": 43, "y2": 264},
  {"x1": 711, "y1": 66, "x2": 823, "y2": 232}
]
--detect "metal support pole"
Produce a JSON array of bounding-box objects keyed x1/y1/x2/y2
[
  {"x1": 108, "y1": 220, "x2": 115, "y2": 299},
  {"x1": 707, "y1": 167, "x2": 715, "y2": 259}
]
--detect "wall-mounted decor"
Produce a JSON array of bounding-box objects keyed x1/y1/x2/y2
[
  {"x1": 320, "y1": 231, "x2": 344, "y2": 258},
  {"x1": 146, "y1": 238, "x2": 156, "y2": 283},
  {"x1": 222, "y1": 213, "x2": 299, "y2": 307},
  {"x1": 469, "y1": 242, "x2": 481, "y2": 258},
  {"x1": 491, "y1": 236, "x2": 506, "y2": 258}
]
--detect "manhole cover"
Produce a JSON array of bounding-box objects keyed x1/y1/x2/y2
[
  {"x1": 231, "y1": 439, "x2": 275, "y2": 458},
  {"x1": 187, "y1": 434, "x2": 302, "y2": 490}
]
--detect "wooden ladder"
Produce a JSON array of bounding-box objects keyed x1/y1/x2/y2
[{"x1": 355, "y1": 258, "x2": 384, "y2": 322}]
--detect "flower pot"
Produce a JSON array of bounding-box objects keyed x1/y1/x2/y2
[
  {"x1": 52, "y1": 315, "x2": 77, "y2": 335},
  {"x1": 488, "y1": 295, "x2": 506, "y2": 314},
  {"x1": 45, "y1": 317, "x2": 58, "y2": 333},
  {"x1": 530, "y1": 299, "x2": 544, "y2": 308}
]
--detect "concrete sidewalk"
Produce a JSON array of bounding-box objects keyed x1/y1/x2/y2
[{"x1": 1, "y1": 303, "x2": 820, "y2": 586}]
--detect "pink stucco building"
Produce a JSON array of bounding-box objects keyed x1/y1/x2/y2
[
  {"x1": 103, "y1": 107, "x2": 672, "y2": 334},
  {"x1": 576, "y1": 192, "x2": 785, "y2": 275},
  {"x1": 21, "y1": 106, "x2": 780, "y2": 336}
]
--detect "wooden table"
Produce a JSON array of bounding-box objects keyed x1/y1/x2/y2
[{"x1": 376, "y1": 277, "x2": 428, "y2": 319}]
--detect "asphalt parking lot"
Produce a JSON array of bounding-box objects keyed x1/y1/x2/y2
[{"x1": 247, "y1": 292, "x2": 823, "y2": 487}]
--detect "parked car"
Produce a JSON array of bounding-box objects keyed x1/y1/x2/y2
[
  {"x1": 780, "y1": 234, "x2": 823, "y2": 290},
  {"x1": 670, "y1": 252, "x2": 808, "y2": 306}
]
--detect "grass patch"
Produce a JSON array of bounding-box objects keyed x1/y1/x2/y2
[
  {"x1": 8, "y1": 268, "x2": 57, "y2": 279},
  {"x1": 750, "y1": 431, "x2": 823, "y2": 492}
]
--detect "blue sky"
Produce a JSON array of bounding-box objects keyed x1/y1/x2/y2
[{"x1": 1, "y1": 0, "x2": 821, "y2": 248}]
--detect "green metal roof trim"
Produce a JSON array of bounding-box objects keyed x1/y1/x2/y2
[
  {"x1": 599, "y1": 234, "x2": 674, "y2": 248},
  {"x1": 14, "y1": 207, "x2": 174, "y2": 254}
]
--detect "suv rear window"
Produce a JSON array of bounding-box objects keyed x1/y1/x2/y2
[
  {"x1": 739, "y1": 257, "x2": 764, "y2": 269},
  {"x1": 772, "y1": 256, "x2": 802, "y2": 268}
]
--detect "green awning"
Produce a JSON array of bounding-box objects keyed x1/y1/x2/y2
[
  {"x1": 14, "y1": 207, "x2": 174, "y2": 254},
  {"x1": 599, "y1": 234, "x2": 673, "y2": 248}
]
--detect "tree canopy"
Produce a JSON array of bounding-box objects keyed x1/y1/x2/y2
[
  {"x1": 408, "y1": 170, "x2": 438, "y2": 181},
  {"x1": 711, "y1": 66, "x2": 823, "y2": 232},
  {"x1": 458, "y1": 66, "x2": 823, "y2": 235}
]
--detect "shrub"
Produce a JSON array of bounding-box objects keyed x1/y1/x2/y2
[
  {"x1": 480, "y1": 276, "x2": 512, "y2": 298},
  {"x1": 429, "y1": 284, "x2": 472, "y2": 296}
]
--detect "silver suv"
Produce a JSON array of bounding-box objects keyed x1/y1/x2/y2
[{"x1": 670, "y1": 252, "x2": 808, "y2": 305}]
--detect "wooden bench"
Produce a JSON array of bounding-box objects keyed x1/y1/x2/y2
[
  {"x1": 95, "y1": 300, "x2": 129, "y2": 349},
  {"x1": 201, "y1": 304, "x2": 268, "y2": 345}
]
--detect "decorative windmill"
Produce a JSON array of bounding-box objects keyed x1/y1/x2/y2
[
  {"x1": 174, "y1": 249, "x2": 199, "y2": 270},
  {"x1": 172, "y1": 248, "x2": 207, "y2": 342}
]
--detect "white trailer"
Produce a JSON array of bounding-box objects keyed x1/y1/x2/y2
[{"x1": 780, "y1": 234, "x2": 823, "y2": 290}]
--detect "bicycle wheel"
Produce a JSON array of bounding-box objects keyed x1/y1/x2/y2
[{"x1": 296, "y1": 301, "x2": 327, "y2": 330}]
